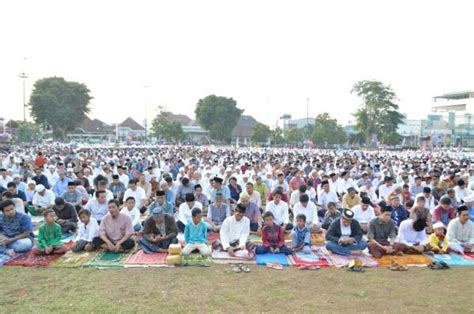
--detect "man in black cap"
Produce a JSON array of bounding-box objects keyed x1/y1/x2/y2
[
  {"x1": 325, "y1": 209, "x2": 367, "y2": 256},
  {"x1": 148, "y1": 190, "x2": 174, "y2": 216},
  {"x1": 109, "y1": 174, "x2": 126, "y2": 201},
  {"x1": 53, "y1": 197, "x2": 78, "y2": 233},
  {"x1": 210, "y1": 177, "x2": 230, "y2": 204}
]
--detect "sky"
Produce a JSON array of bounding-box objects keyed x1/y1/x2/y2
[{"x1": 1, "y1": 0, "x2": 474, "y2": 129}]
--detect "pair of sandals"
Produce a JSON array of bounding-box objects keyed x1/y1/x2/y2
[
  {"x1": 231, "y1": 263, "x2": 251, "y2": 273},
  {"x1": 388, "y1": 261, "x2": 408, "y2": 271},
  {"x1": 428, "y1": 261, "x2": 450, "y2": 270},
  {"x1": 298, "y1": 265, "x2": 320, "y2": 271},
  {"x1": 266, "y1": 263, "x2": 284, "y2": 270}
]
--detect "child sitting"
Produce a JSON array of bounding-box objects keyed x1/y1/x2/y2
[
  {"x1": 182, "y1": 208, "x2": 210, "y2": 256},
  {"x1": 33, "y1": 209, "x2": 68, "y2": 255},
  {"x1": 73, "y1": 209, "x2": 99, "y2": 252},
  {"x1": 256, "y1": 212, "x2": 292, "y2": 255},
  {"x1": 291, "y1": 214, "x2": 312, "y2": 254},
  {"x1": 428, "y1": 222, "x2": 450, "y2": 254},
  {"x1": 120, "y1": 197, "x2": 142, "y2": 232}
]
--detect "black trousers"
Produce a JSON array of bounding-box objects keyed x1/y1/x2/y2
[{"x1": 92, "y1": 237, "x2": 135, "y2": 251}]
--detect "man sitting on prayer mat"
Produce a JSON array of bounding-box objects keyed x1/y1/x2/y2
[
  {"x1": 0, "y1": 200, "x2": 34, "y2": 256},
  {"x1": 205, "y1": 192, "x2": 231, "y2": 232},
  {"x1": 139, "y1": 205, "x2": 178, "y2": 253},
  {"x1": 53, "y1": 197, "x2": 78, "y2": 233},
  {"x1": 325, "y1": 209, "x2": 368, "y2": 256},
  {"x1": 447, "y1": 205, "x2": 473, "y2": 255},
  {"x1": 367, "y1": 205, "x2": 400, "y2": 258},
  {"x1": 395, "y1": 217, "x2": 429, "y2": 254},
  {"x1": 92, "y1": 200, "x2": 135, "y2": 252}
]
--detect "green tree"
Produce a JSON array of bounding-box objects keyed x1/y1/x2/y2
[
  {"x1": 151, "y1": 107, "x2": 186, "y2": 142},
  {"x1": 29, "y1": 77, "x2": 92, "y2": 140},
  {"x1": 284, "y1": 128, "x2": 303, "y2": 145},
  {"x1": 6, "y1": 120, "x2": 45, "y2": 143},
  {"x1": 351, "y1": 80, "x2": 405, "y2": 146},
  {"x1": 271, "y1": 127, "x2": 285, "y2": 145},
  {"x1": 195, "y1": 95, "x2": 243, "y2": 143},
  {"x1": 311, "y1": 113, "x2": 346, "y2": 146},
  {"x1": 251, "y1": 123, "x2": 271, "y2": 144}
]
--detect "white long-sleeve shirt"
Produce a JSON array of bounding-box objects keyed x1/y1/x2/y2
[
  {"x1": 378, "y1": 184, "x2": 395, "y2": 201},
  {"x1": 396, "y1": 219, "x2": 427, "y2": 245},
  {"x1": 266, "y1": 200, "x2": 289, "y2": 225},
  {"x1": 177, "y1": 201, "x2": 203, "y2": 225},
  {"x1": 220, "y1": 215, "x2": 250, "y2": 250},
  {"x1": 447, "y1": 218, "x2": 474, "y2": 245},
  {"x1": 293, "y1": 202, "x2": 317, "y2": 226},
  {"x1": 352, "y1": 205, "x2": 376, "y2": 224},
  {"x1": 75, "y1": 218, "x2": 99, "y2": 242},
  {"x1": 32, "y1": 190, "x2": 56, "y2": 208},
  {"x1": 318, "y1": 190, "x2": 339, "y2": 209},
  {"x1": 120, "y1": 207, "x2": 141, "y2": 226}
]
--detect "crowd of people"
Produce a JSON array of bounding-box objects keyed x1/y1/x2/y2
[{"x1": 1, "y1": 145, "x2": 473, "y2": 263}]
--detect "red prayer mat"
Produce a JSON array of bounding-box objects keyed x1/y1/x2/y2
[
  {"x1": 288, "y1": 255, "x2": 330, "y2": 267},
  {"x1": 5, "y1": 242, "x2": 73, "y2": 267},
  {"x1": 124, "y1": 250, "x2": 168, "y2": 267}
]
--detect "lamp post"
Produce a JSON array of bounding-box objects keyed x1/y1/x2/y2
[
  {"x1": 19, "y1": 72, "x2": 28, "y2": 121},
  {"x1": 306, "y1": 98, "x2": 310, "y2": 141},
  {"x1": 144, "y1": 85, "x2": 150, "y2": 143}
]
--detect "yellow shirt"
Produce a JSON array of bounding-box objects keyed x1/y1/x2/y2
[
  {"x1": 342, "y1": 194, "x2": 361, "y2": 209},
  {"x1": 428, "y1": 233, "x2": 449, "y2": 253}
]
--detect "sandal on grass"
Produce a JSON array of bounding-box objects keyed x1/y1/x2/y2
[
  {"x1": 239, "y1": 264, "x2": 251, "y2": 273},
  {"x1": 299, "y1": 265, "x2": 320, "y2": 271},
  {"x1": 347, "y1": 265, "x2": 365, "y2": 272},
  {"x1": 428, "y1": 261, "x2": 449, "y2": 270},
  {"x1": 231, "y1": 264, "x2": 242, "y2": 273},
  {"x1": 266, "y1": 263, "x2": 284, "y2": 270},
  {"x1": 388, "y1": 261, "x2": 408, "y2": 271}
]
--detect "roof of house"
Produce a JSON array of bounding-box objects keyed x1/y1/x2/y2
[
  {"x1": 119, "y1": 117, "x2": 145, "y2": 131},
  {"x1": 231, "y1": 115, "x2": 260, "y2": 138},
  {"x1": 167, "y1": 113, "x2": 193, "y2": 126},
  {"x1": 77, "y1": 116, "x2": 111, "y2": 133}
]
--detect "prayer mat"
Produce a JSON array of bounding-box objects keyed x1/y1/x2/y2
[
  {"x1": 376, "y1": 254, "x2": 433, "y2": 267},
  {"x1": 181, "y1": 254, "x2": 213, "y2": 267},
  {"x1": 211, "y1": 250, "x2": 252, "y2": 260},
  {"x1": 82, "y1": 251, "x2": 129, "y2": 269},
  {"x1": 464, "y1": 252, "x2": 474, "y2": 259},
  {"x1": 5, "y1": 242, "x2": 73, "y2": 267},
  {"x1": 426, "y1": 253, "x2": 474, "y2": 266},
  {"x1": 256, "y1": 253, "x2": 290, "y2": 266},
  {"x1": 0, "y1": 254, "x2": 16, "y2": 267},
  {"x1": 61, "y1": 233, "x2": 76, "y2": 243},
  {"x1": 248, "y1": 234, "x2": 262, "y2": 244},
  {"x1": 124, "y1": 250, "x2": 169, "y2": 268},
  {"x1": 317, "y1": 247, "x2": 378, "y2": 268},
  {"x1": 207, "y1": 232, "x2": 220, "y2": 244},
  {"x1": 295, "y1": 251, "x2": 320, "y2": 262},
  {"x1": 51, "y1": 251, "x2": 94, "y2": 268},
  {"x1": 288, "y1": 255, "x2": 330, "y2": 267}
]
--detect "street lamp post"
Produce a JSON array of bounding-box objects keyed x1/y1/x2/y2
[
  {"x1": 19, "y1": 72, "x2": 28, "y2": 121},
  {"x1": 306, "y1": 98, "x2": 310, "y2": 141}
]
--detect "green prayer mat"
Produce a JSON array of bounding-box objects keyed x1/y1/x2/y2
[
  {"x1": 82, "y1": 251, "x2": 130, "y2": 269},
  {"x1": 181, "y1": 254, "x2": 213, "y2": 267},
  {"x1": 51, "y1": 251, "x2": 95, "y2": 268}
]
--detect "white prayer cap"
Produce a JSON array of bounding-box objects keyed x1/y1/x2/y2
[{"x1": 35, "y1": 184, "x2": 46, "y2": 193}]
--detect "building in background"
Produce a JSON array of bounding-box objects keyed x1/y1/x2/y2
[
  {"x1": 398, "y1": 119, "x2": 424, "y2": 146},
  {"x1": 118, "y1": 117, "x2": 146, "y2": 141}
]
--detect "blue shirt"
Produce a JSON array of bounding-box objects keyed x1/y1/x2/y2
[
  {"x1": 148, "y1": 201, "x2": 174, "y2": 216},
  {"x1": 390, "y1": 205, "x2": 409, "y2": 226},
  {"x1": 165, "y1": 190, "x2": 176, "y2": 207},
  {"x1": 184, "y1": 220, "x2": 207, "y2": 244},
  {"x1": 293, "y1": 225, "x2": 311, "y2": 246},
  {"x1": 53, "y1": 177, "x2": 72, "y2": 197},
  {"x1": 210, "y1": 186, "x2": 231, "y2": 202},
  {"x1": 0, "y1": 212, "x2": 33, "y2": 237}
]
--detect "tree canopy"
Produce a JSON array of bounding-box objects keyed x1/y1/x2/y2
[
  {"x1": 251, "y1": 123, "x2": 271, "y2": 144},
  {"x1": 195, "y1": 95, "x2": 243, "y2": 143},
  {"x1": 6, "y1": 120, "x2": 45, "y2": 143},
  {"x1": 151, "y1": 107, "x2": 185, "y2": 143},
  {"x1": 284, "y1": 127, "x2": 304, "y2": 145},
  {"x1": 29, "y1": 77, "x2": 92, "y2": 139},
  {"x1": 310, "y1": 113, "x2": 346, "y2": 146},
  {"x1": 351, "y1": 80, "x2": 405, "y2": 146}
]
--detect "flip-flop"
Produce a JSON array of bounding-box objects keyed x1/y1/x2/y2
[
  {"x1": 389, "y1": 261, "x2": 408, "y2": 271},
  {"x1": 266, "y1": 263, "x2": 284, "y2": 270},
  {"x1": 239, "y1": 264, "x2": 251, "y2": 273},
  {"x1": 347, "y1": 265, "x2": 365, "y2": 272},
  {"x1": 231, "y1": 264, "x2": 242, "y2": 273}
]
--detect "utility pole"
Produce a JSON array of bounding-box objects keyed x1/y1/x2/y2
[
  {"x1": 144, "y1": 85, "x2": 150, "y2": 143},
  {"x1": 19, "y1": 72, "x2": 28, "y2": 121},
  {"x1": 306, "y1": 98, "x2": 310, "y2": 140}
]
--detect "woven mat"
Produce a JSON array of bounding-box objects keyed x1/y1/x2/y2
[
  {"x1": 425, "y1": 253, "x2": 474, "y2": 266},
  {"x1": 82, "y1": 251, "x2": 130, "y2": 269},
  {"x1": 211, "y1": 250, "x2": 252, "y2": 260},
  {"x1": 124, "y1": 250, "x2": 169, "y2": 268},
  {"x1": 376, "y1": 254, "x2": 433, "y2": 267},
  {"x1": 288, "y1": 255, "x2": 330, "y2": 267},
  {"x1": 51, "y1": 251, "x2": 94, "y2": 268},
  {"x1": 181, "y1": 254, "x2": 213, "y2": 267},
  {"x1": 317, "y1": 247, "x2": 378, "y2": 268},
  {"x1": 5, "y1": 242, "x2": 73, "y2": 267},
  {"x1": 256, "y1": 253, "x2": 290, "y2": 266}
]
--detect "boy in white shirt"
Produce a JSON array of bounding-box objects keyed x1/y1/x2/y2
[
  {"x1": 73, "y1": 209, "x2": 99, "y2": 252},
  {"x1": 120, "y1": 196, "x2": 142, "y2": 232}
]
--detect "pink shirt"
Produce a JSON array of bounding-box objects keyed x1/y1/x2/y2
[{"x1": 99, "y1": 213, "x2": 134, "y2": 243}]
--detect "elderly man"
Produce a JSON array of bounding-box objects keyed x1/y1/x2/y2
[
  {"x1": 325, "y1": 209, "x2": 367, "y2": 256},
  {"x1": 92, "y1": 200, "x2": 135, "y2": 252},
  {"x1": 0, "y1": 200, "x2": 34, "y2": 256},
  {"x1": 32, "y1": 184, "x2": 55, "y2": 215},
  {"x1": 139, "y1": 205, "x2": 178, "y2": 253},
  {"x1": 367, "y1": 206, "x2": 399, "y2": 258},
  {"x1": 148, "y1": 190, "x2": 174, "y2": 216},
  {"x1": 239, "y1": 191, "x2": 262, "y2": 234},
  {"x1": 53, "y1": 197, "x2": 78, "y2": 233},
  {"x1": 206, "y1": 192, "x2": 231, "y2": 232},
  {"x1": 447, "y1": 205, "x2": 473, "y2": 254},
  {"x1": 52, "y1": 169, "x2": 71, "y2": 197}
]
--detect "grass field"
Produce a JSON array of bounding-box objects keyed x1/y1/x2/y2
[{"x1": 1, "y1": 266, "x2": 473, "y2": 313}]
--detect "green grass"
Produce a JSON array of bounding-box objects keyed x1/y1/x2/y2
[{"x1": 0, "y1": 266, "x2": 473, "y2": 313}]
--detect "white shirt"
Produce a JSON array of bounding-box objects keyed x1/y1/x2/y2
[
  {"x1": 290, "y1": 190, "x2": 310, "y2": 207},
  {"x1": 248, "y1": 191, "x2": 262, "y2": 208},
  {"x1": 91, "y1": 189, "x2": 114, "y2": 202},
  {"x1": 119, "y1": 174, "x2": 129, "y2": 187},
  {"x1": 0, "y1": 175, "x2": 12, "y2": 188},
  {"x1": 454, "y1": 186, "x2": 471, "y2": 202},
  {"x1": 340, "y1": 220, "x2": 352, "y2": 237},
  {"x1": 378, "y1": 184, "x2": 396, "y2": 201},
  {"x1": 318, "y1": 190, "x2": 339, "y2": 209},
  {"x1": 76, "y1": 218, "x2": 100, "y2": 242},
  {"x1": 266, "y1": 200, "x2": 289, "y2": 225},
  {"x1": 178, "y1": 201, "x2": 203, "y2": 225},
  {"x1": 359, "y1": 186, "x2": 378, "y2": 203},
  {"x1": 32, "y1": 190, "x2": 56, "y2": 208},
  {"x1": 120, "y1": 207, "x2": 141, "y2": 226},
  {"x1": 396, "y1": 219, "x2": 427, "y2": 245},
  {"x1": 337, "y1": 178, "x2": 358, "y2": 195},
  {"x1": 293, "y1": 202, "x2": 317, "y2": 226},
  {"x1": 220, "y1": 215, "x2": 250, "y2": 250},
  {"x1": 123, "y1": 187, "x2": 146, "y2": 208},
  {"x1": 447, "y1": 218, "x2": 474, "y2": 245},
  {"x1": 415, "y1": 193, "x2": 436, "y2": 212},
  {"x1": 352, "y1": 205, "x2": 376, "y2": 224},
  {"x1": 84, "y1": 199, "x2": 108, "y2": 221},
  {"x1": 44, "y1": 171, "x2": 59, "y2": 187}
]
